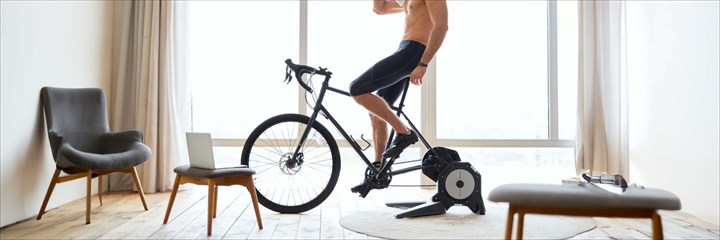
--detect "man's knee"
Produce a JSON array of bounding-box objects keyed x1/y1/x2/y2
[{"x1": 352, "y1": 93, "x2": 371, "y2": 104}]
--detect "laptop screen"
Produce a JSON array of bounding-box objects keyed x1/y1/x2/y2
[{"x1": 186, "y1": 132, "x2": 216, "y2": 169}]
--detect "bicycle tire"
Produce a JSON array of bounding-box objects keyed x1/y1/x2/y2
[{"x1": 241, "y1": 113, "x2": 341, "y2": 213}]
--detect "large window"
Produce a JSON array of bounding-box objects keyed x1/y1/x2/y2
[
  {"x1": 437, "y1": 1, "x2": 549, "y2": 140},
  {"x1": 188, "y1": 1, "x2": 578, "y2": 183},
  {"x1": 436, "y1": 1, "x2": 577, "y2": 143},
  {"x1": 188, "y1": 1, "x2": 299, "y2": 139}
]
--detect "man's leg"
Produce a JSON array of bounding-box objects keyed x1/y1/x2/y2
[
  {"x1": 353, "y1": 93, "x2": 410, "y2": 135},
  {"x1": 370, "y1": 114, "x2": 388, "y2": 164},
  {"x1": 351, "y1": 113, "x2": 389, "y2": 194}
]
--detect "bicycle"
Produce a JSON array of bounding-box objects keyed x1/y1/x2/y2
[{"x1": 241, "y1": 59, "x2": 485, "y2": 217}]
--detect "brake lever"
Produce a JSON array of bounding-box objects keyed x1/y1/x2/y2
[{"x1": 284, "y1": 66, "x2": 292, "y2": 84}]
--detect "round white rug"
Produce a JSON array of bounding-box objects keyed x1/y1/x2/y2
[{"x1": 340, "y1": 206, "x2": 596, "y2": 239}]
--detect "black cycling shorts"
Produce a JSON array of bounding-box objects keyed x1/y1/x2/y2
[{"x1": 349, "y1": 40, "x2": 426, "y2": 105}]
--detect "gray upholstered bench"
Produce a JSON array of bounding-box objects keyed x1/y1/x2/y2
[{"x1": 489, "y1": 183, "x2": 681, "y2": 240}]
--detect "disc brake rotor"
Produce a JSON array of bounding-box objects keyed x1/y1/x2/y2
[{"x1": 279, "y1": 152, "x2": 302, "y2": 175}]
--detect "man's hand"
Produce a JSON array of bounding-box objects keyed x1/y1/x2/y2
[{"x1": 409, "y1": 66, "x2": 426, "y2": 85}]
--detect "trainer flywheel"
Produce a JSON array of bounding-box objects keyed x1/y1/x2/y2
[{"x1": 444, "y1": 168, "x2": 476, "y2": 200}]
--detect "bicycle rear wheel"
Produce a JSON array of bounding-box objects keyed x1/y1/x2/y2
[{"x1": 241, "y1": 113, "x2": 341, "y2": 213}]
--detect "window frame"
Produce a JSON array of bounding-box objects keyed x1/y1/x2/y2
[{"x1": 207, "y1": 1, "x2": 574, "y2": 149}]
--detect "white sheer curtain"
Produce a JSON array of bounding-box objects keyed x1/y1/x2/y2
[
  {"x1": 108, "y1": 0, "x2": 190, "y2": 193},
  {"x1": 576, "y1": 0, "x2": 629, "y2": 177}
]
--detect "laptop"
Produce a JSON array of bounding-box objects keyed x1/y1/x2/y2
[{"x1": 186, "y1": 132, "x2": 242, "y2": 169}]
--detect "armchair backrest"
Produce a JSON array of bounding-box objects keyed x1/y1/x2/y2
[{"x1": 41, "y1": 87, "x2": 110, "y2": 160}]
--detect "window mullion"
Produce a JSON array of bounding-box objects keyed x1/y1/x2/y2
[
  {"x1": 298, "y1": 0, "x2": 308, "y2": 116},
  {"x1": 420, "y1": 48, "x2": 438, "y2": 186},
  {"x1": 548, "y1": 0, "x2": 559, "y2": 141},
  {"x1": 422, "y1": 59, "x2": 437, "y2": 150}
]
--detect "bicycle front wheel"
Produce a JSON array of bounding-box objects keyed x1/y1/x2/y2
[{"x1": 241, "y1": 113, "x2": 341, "y2": 213}]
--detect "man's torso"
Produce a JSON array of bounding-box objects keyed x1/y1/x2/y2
[{"x1": 402, "y1": 0, "x2": 433, "y2": 45}]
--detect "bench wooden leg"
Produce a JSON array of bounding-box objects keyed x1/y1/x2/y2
[
  {"x1": 505, "y1": 206, "x2": 515, "y2": 240},
  {"x1": 652, "y1": 211, "x2": 663, "y2": 240},
  {"x1": 517, "y1": 212, "x2": 525, "y2": 240}
]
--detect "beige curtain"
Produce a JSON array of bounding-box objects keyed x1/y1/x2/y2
[
  {"x1": 108, "y1": 0, "x2": 190, "y2": 193},
  {"x1": 576, "y1": 0, "x2": 629, "y2": 178}
]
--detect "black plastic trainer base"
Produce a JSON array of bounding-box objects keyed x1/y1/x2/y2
[
  {"x1": 385, "y1": 200, "x2": 427, "y2": 209},
  {"x1": 393, "y1": 201, "x2": 446, "y2": 218},
  {"x1": 388, "y1": 161, "x2": 487, "y2": 218}
]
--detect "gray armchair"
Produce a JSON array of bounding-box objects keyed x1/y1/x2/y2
[{"x1": 38, "y1": 87, "x2": 152, "y2": 224}]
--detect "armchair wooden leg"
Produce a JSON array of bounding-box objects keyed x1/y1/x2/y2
[
  {"x1": 86, "y1": 170, "x2": 92, "y2": 224},
  {"x1": 129, "y1": 167, "x2": 148, "y2": 210},
  {"x1": 37, "y1": 169, "x2": 61, "y2": 220},
  {"x1": 98, "y1": 175, "x2": 103, "y2": 206},
  {"x1": 207, "y1": 179, "x2": 216, "y2": 236},
  {"x1": 246, "y1": 177, "x2": 263, "y2": 229},
  {"x1": 164, "y1": 174, "x2": 182, "y2": 224}
]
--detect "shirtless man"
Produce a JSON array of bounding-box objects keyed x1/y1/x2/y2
[{"x1": 350, "y1": 0, "x2": 448, "y2": 193}]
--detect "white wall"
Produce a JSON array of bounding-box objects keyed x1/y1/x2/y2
[
  {"x1": 0, "y1": 1, "x2": 113, "y2": 227},
  {"x1": 627, "y1": 1, "x2": 720, "y2": 225}
]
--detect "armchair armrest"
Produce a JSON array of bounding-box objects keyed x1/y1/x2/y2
[
  {"x1": 107, "y1": 129, "x2": 144, "y2": 141},
  {"x1": 47, "y1": 130, "x2": 63, "y2": 160},
  {"x1": 102, "y1": 129, "x2": 145, "y2": 154}
]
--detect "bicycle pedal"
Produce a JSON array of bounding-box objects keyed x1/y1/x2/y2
[
  {"x1": 350, "y1": 183, "x2": 373, "y2": 198},
  {"x1": 357, "y1": 185, "x2": 373, "y2": 198},
  {"x1": 353, "y1": 180, "x2": 387, "y2": 198}
]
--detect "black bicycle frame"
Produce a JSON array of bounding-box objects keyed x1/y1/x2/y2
[{"x1": 291, "y1": 73, "x2": 437, "y2": 177}]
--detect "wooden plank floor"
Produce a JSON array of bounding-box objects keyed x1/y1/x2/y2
[{"x1": 2, "y1": 160, "x2": 718, "y2": 239}]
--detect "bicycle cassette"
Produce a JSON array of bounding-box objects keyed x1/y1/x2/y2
[{"x1": 422, "y1": 147, "x2": 461, "y2": 182}]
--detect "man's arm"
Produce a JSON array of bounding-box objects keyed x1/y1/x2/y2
[
  {"x1": 374, "y1": 0, "x2": 404, "y2": 15},
  {"x1": 419, "y1": 0, "x2": 448, "y2": 64}
]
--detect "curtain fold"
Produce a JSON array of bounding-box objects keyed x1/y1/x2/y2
[
  {"x1": 576, "y1": 0, "x2": 629, "y2": 178},
  {"x1": 109, "y1": 0, "x2": 190, "y2": 193}
]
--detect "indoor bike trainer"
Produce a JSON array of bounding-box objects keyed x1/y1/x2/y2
[
  {"x1": 241, "y1": 59, "x2": 485, "y2": 218},
  {"x1": 385, "y1": 147, "x2": 486, "y2": 218}
]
